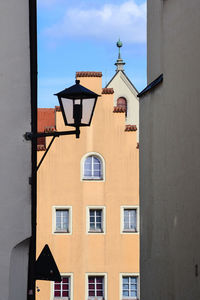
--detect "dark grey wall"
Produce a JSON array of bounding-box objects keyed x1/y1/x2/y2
[{"x1": 140, "y1": 0, "x2": 200, "y2": 299}]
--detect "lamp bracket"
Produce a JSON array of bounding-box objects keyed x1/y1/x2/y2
[
  {"x1": 25, "y1": 128, "x2": 80, "y2": 171},
  {"x1": 24, "y1": 128, "x2": 80, "y2": 140}
]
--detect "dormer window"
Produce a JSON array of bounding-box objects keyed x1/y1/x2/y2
[{"x1": 117, "y1": 97, "x2": 127, "y2": 116}]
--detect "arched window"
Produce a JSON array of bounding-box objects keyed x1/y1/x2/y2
[
  {"x1": 117, "y1": 97, "x2": 127, "y2": 116},
  {"x1": 81, "y1": 153, "x2": 105, "y2": 181},
  {"x1": 84, "y1": 156, "x2": 102, "y2": 179}
]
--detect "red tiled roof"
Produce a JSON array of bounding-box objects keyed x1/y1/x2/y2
[
  {"x1": 38, "y1": 108, "x2": 55, "y2": 132},
  {"x1": 44, "y1": 126, "x2": 56, "y2": 133},
  {"x1": 55, "y1": 106, "x2": 61, "y2": 111},
  {"x1": 37, "y1": 137, "x2": 46, "y2": 151},
  {"x1": 102, "y1": 88, "x2": 114, "y2": 94},
  {"x1": 37, "y1": 108, "x2": 56, "y2": 151},
  {"x1": 76, "y1": 71, "x2": 102, "y2": 77},
  {"x1": 125, "y1": 125, "x2": 137, "y2": 132},
  {"x1": 113, "y1": 106, "x2": 126, "y2": 113},
  {"x1": 37, "y1": 144, "x2": 46, "y2": 151}
]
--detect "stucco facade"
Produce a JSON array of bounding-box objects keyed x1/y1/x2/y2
[
  {"x1": 140, "y1": 0, "x2": 200, "y2": 299},
  {"x1": 0, "y1": 0, "x2": 33, "y2": 299},
  {"x1": 36, "y1": 72, "x2": 139, "y2": 300}
]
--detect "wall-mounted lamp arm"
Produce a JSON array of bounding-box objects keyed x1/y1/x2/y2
[
  {"x1": 25, "y1": 128, "x2": 80, "y2": 140},
  {"x1": 25, "y1": 128, "x2": 80, "y2": 172},
  {"x1": 37, "y1": 136, "x2": 56, "y2": 172}
]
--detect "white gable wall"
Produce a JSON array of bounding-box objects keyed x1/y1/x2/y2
[
  {"x1": 107, "y1": 71, "x2": 139, "y2": 139},
  {"x1": 107, "y1": 72, "x2": 139, "y2": 128}
]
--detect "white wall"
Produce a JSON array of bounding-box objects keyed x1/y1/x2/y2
[
  {"x1": 107, "y1": 71, "x2": 139, "y2": 132},
  {"x1": 0, "y1": 0, "x2": 32, "y2": 299},
  {"x1": 140, "y1": 0, "x2": 200, "y2": 299}
]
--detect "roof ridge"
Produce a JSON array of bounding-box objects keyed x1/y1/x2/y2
[{"x1": 76, "y1": 71, "x2": 102, "y2": 78}]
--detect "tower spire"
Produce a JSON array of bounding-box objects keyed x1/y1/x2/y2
[{"x1": 115, "y1": 38, "x2": 125, "y2": 72}]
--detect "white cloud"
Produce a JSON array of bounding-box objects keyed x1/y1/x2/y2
[{"x1": 44, "y1": 1, "x2": 146, "y2": 44}]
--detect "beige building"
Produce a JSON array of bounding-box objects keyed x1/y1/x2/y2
[
  {"x1": 36, "y1": 58, "x2": 139, "y2": 299},
  {"x1": 139, "y1": 0, "x2": 200, "y2": 299}
]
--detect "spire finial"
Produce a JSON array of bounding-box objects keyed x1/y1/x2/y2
[
  {"x1": 116, "y1": 38, "x2": 123, "y2": 59},
  {"x1": 115, "y1": 38, "x2": 125, "y2": 72}
]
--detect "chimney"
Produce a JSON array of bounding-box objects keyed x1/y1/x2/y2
[{"x1": 76, "y1": 71, "x2": 102, "y2": 95}]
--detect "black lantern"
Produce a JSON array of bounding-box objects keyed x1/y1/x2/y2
[{"x1": 55, "y1": 80, "x2": 99, "y2": 129}]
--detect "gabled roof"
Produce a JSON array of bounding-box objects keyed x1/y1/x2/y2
[{"x1": 105, "y1": 70, "x2": 138, "y2": 94}]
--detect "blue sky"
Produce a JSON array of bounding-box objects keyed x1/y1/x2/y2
[{"x1": 37, "y1": 0, "x2": 147, "y2": 107}]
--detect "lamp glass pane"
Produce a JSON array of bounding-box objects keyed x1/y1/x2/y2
[
  {"x1": 81, "y1": 98, "x2": 96, "y2": 125},
  {"x1": 61, "y1": 98, "x2": 74, "y2": 125}
]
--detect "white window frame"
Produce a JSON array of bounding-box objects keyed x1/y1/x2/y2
[
  {"x1": 81, "y1": 152, "x2": 105, "y2": 182},
  {"x1": 120, "y1": 273, "x2": 140, "y2": 300},
  {"x1": 86, "y1": 206, "x2": 106, "y2": 234},
  {"x1": 52, "y1": 206, "x2": 72, "y2": 235},
  {"x1": 120, "y1": 206, "x2": 139, "y2": 234},
  {"x1": 51, "y1": 273, "x2": 73, "y2": 300},
  {"x1": 85, "y1": 273, "x2": 107, "y2": 300}
]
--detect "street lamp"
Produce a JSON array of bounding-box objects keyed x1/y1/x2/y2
[
  {"x1": 26, "y1": 79, "x2": 100, "y2": 299},
  {"x1": 26, "y1": 80, "x2": 100, "y2": 141},
  {"x1": 55, "y1": 79, "x2": 99, "y2": 138}
]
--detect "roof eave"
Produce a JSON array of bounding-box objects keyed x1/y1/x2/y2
[{"x1": 138, "y1": 74, "x2": 163, "y2": 98}]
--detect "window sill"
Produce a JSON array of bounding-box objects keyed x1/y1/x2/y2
[
  {"x1": 122, "y1": 298, "x2": 139, "y2": 300},
  {"x1": 54, "y1": 230, "x2": 71, "y2": 234},
  {"x1": 82, "y1": 178, "x2": 103, "y2": 181},
  {"x1": 122, "y1": 230, "x2": 138, "y2": 233},
  {"x1": 88, "y1": 297, "x2": 104, "y2": 300},
  {"x1": 88, "y1": 229, "x2": 104, "y2": 233},
  {"x1": 54, "y1": 298, "x2": 70, "y2": 300}
]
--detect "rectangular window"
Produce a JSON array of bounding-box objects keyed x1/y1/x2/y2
[
  {"x1": 123, "y1": 209, "x2": 137, "y2": 232},
  {"x1": 54, "y1": 276, "x2": 70, "y2": 298},
  {"x1": 55, "y1": 209, "x2": 69, "y2": 232},
  {"x1": 122, "y1": 276, "x2": 138, "y2": 299},
  {"x1": 88, "y1": 276, "x2": 104, "y2": 298},
  {"x1": 89, "y1": 209, "x2": 103, "y2": 232}
]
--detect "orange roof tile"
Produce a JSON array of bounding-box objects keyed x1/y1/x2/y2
[
  {"x1": 113, "y1": 106, "x2": 126, "y2": 113},
  {"x1": 102, "y1": 88, "x2": 114, "y2": 94},
  {"x1": 76, "y1": 71, "x2": 102, "y2": 77},
  {"x1": 125, "y1": 125, "x2": 137, "y2": 132},
  {"x1": 37, "y1": 144, "x2": 46, "y2": 151},
  {"x1": 37, "y1": 108, "x2": 56, "y2": 151},
  {"x1": 37, "y1": 137, "x2": 46, "y2": 151},
  {"x1": 55, "y1": 106, "x2": 61, "y2": 111},
  {"x1": 38, "y1": 108, "x2": 55, "y2": 132}
]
